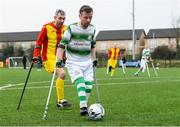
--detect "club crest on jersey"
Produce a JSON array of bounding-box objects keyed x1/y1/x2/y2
[{"x1": 75, "y1": 70, "x2": 80, "y2": 75}]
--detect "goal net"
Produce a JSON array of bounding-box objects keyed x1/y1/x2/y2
[{"x1": 8, "y1": 57, "x2": 31, "y2": 68}]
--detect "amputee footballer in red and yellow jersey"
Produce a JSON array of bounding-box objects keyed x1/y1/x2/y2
[
  {"x1": 107, "y1": 47, "x2": 120, "y2": 76},
  {"x1": 33, "y1": 9, "x2": 71, "y2": 108},
  {"x1": 33, "y1": 22, "x2": 66, "y2": 73}
]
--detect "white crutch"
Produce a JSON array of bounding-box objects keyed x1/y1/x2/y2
[
  {"x1": 43, "y1": 51, "x2": 58, "y2": 119},
  {"x1": 151, "y1": 61, "x2": 158, "y2": 77},
  {"x1": 146, "y1": 62, "x2": 150, "y2": 78},
  {"x1": 93, "y1": 67, "x2": 100, "y2": 103},
  {"x1": 121, "y1": 59, "x2": 126, "y2": 75}
]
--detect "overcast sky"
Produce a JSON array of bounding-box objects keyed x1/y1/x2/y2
[{"x1": 0, "y1": 0, "x2": 179, "y2": 33}]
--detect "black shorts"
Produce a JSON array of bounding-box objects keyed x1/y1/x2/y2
[{"x1": 122, "y1": 57, "x2": 126, "y2": 64}]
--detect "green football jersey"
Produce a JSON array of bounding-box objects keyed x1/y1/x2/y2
[{"x1": 60, "y1": 23, "x2": 96, "y2": 62}]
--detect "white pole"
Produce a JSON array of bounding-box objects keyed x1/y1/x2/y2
[
  {"x1": 153, "y1": 32, "x2": 156, "y2": 48},
  {"x1": 132, "y1": 0, "x2": 136, "y2": 60}
]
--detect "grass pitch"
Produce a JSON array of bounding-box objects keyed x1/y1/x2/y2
[{"x1": 1, "y1": 67, "x2": 180, "y2": 126}]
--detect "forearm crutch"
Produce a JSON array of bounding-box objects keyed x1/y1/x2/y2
[
  {"x1": 43, "y1": 51, "x2": 58, "y2": 119},
  {"x1": 146, "y1": 62, "x2": 150, "y2": 78},
  {"x1": 42, "y1": 66, "x2": 57, "y2": 119},
  {"x1": 93, "y1": 67, "x2": 100, "y2": 103},
  {"x1": 121, "y1": 60, "x2": 126, "y2": 75},
  {"x1": 151, "y1": 62, "x2": 158, "y2": 77},
  {"x1": 17, "y1": 62, "x2": 34, "y2": 110}
]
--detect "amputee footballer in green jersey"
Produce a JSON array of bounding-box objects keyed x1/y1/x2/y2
[{"x1": 57, "y1": 5, "x2": 97, "y2": 117}]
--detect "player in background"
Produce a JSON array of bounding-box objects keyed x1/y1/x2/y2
[
  {"x1": 120, "y1": 48, "x2": 126, "y2": 74},
  {"x1": 5, "y1": 57, "x2": 10, "y2": 68},
  {"x1": 134, "y1": 45, "x2": 152, "y2": 76},
  {"x1": 22, "y1": 55, "x2": 27, "y2": 69},
  {"x1": 33, "y1": 9, "x2": 71, "y2": 108},
  {"x1": 107, "y1": 44, "x2": 120, "y2": 76},
  {"x1": 56, "y1": 5, "x2": 97, "y2": 116}
]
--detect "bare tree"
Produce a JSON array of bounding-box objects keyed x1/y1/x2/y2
[{"x1": 172, "y1": 16, "x2": 180, "y2": 59}]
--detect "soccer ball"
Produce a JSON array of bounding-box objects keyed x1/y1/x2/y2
[{"x1": 88, "y1": 103, "x2": 105, "y2": 120}]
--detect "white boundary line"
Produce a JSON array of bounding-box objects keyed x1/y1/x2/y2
[
  {"x1": 0, "y1": 76, "x2": 180, "y2": 91},
  {"x1": 0, "y1": 80, "x2": 160, "y2": 91},
  {"x1": 1, "y1": 75, "x2": 179, "y2": 86},
  {"x1": 1, "y1": 79, "x2": 180, "y2": 91},
  {"x1": 0, "y1": 84, "x2": 13, "y2": 90},
  {"x1": 0, "y1": 80, "x2": 52, "y2": 89}
]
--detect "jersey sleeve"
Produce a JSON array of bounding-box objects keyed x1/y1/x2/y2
[
  {"x1": 60, "y1": 25, "x2": 72, "y2": 47},
  {"x1": 33, "y1": 25, "x2": 47, "y2": 58},
  {"x1": 91, "y1": 28, "x2": 96, "y2": 49}
]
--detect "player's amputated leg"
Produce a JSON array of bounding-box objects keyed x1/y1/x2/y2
[
  {"x1": 134, "y1": 59, "x2": 146, "y2": 76},
  {"x1": 134, "y1": 66, "x2": 146, "y2": 76},
  {"x1": 134, "y1": 68, "x2": 141, "y2": 75},
  {"x1": 74, "y1": 77, "x2": 88, "y2": 116},
  {"x1": 85, "y1": 81, "x2": 93, "y2": 103}
]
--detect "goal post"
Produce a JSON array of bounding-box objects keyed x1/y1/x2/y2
[{"x1": 8, "y1": 57, "x2": 31, "y2": 68}]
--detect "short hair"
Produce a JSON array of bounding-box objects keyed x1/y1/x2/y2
[
  {"x1": 55, "y1": 9, "x2": 65, "y2": 16},
  {"x1": 79, "y1": 5, "x2": 93, "y2": 14}
]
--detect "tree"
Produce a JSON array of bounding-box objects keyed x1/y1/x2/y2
[
  {"x1": 152, "y1": 46, "x2": 169, "y2": 60},
  {"x1": 97, "y1": 52, "x2": 107, "y2": 67},
  {"x1": 152, "y1": 46, "x2": 177, "y2": 67},
  {"x1": 26, "y1": 44, "x2": 35, "y2": 61},
  {"x1": 172, "y1": 16, "x2": 180, "y2": 59},
  {"x1": 1, "y1": 43, "x2": 26, "y2": 62},
  {"x1": 14, "y1": 45, "x2": 25, "y2": 56},
  {"x1": 2, "y1": 43, "x2": 14, "y2": 61}
]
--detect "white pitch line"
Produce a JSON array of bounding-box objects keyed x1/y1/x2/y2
[
  {"x1": 0, "y1": 84, "x2": 13, "y2": 90},
  {"x1": 0, "y1": 75, "x2": 180, "y2": 90},
  {"x1": 1, "y1": 78, "x2": 180, "y2": 91},
  {"x1": 0, "y1": 81, "x2": 52, "y2": 90},
  {"x1": 173, "y1": 79, "x2": 180, "y2": 82},
  {"x1": 0, "y1": 80, "x2": 176, "y2": 91},
  {"x1": 0, "y1": 75, "x2": 176, "y2": 87}
]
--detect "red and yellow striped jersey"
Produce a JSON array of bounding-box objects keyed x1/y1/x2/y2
[
  {"x1": 108, "y1": 48, "x2": 120, "y2": 60},
  {"x1": 33, "y1": 21, "x2": 66, "y2": 61}
]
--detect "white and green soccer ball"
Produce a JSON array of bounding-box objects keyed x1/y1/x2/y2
[{"x1": 88, "y1": 103, "x2": 105, "y2": 120}]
